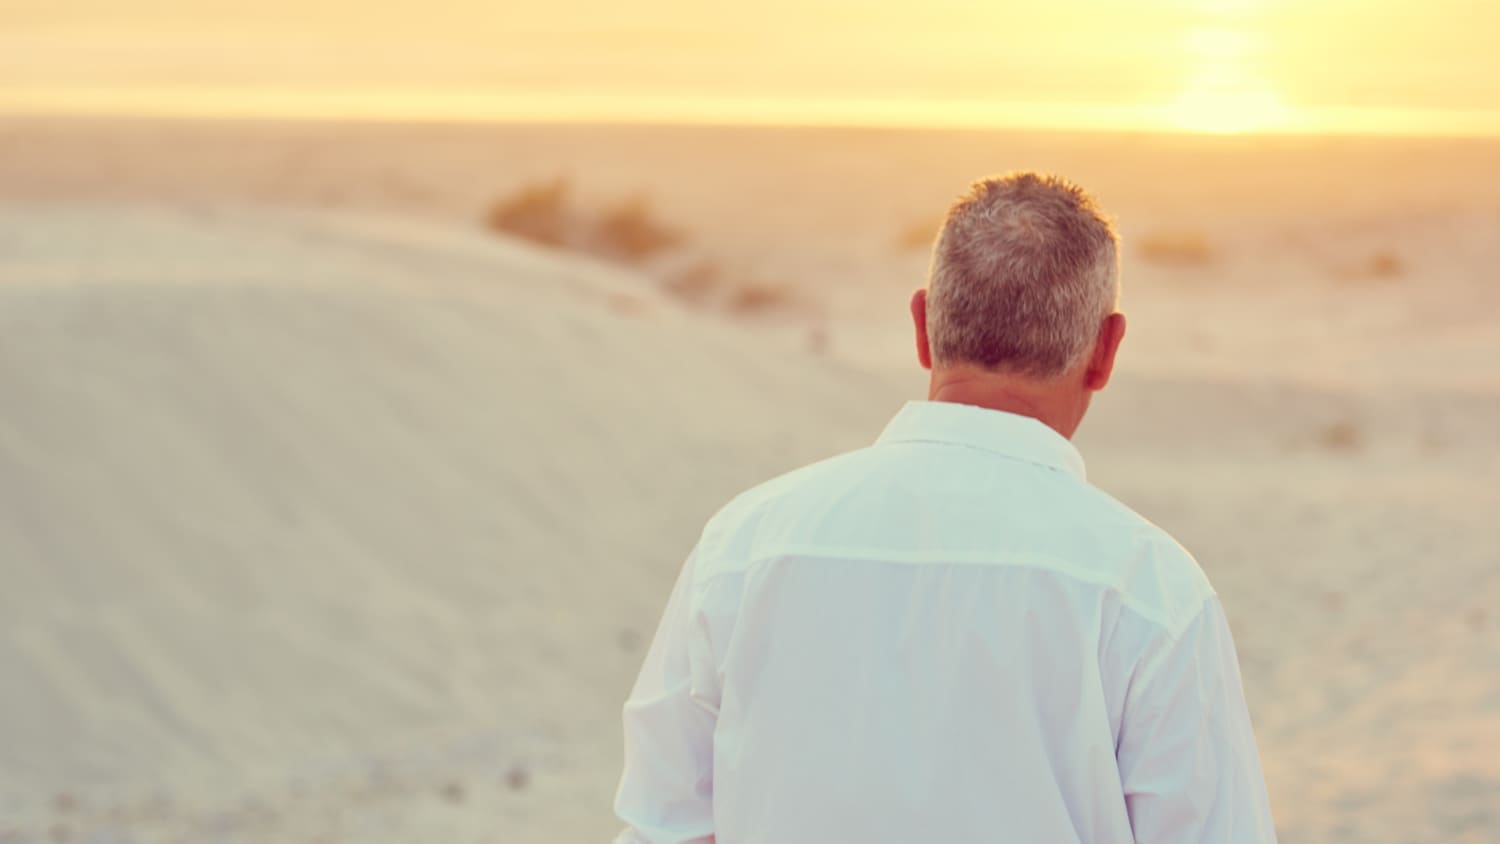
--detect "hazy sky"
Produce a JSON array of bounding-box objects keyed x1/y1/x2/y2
[{"x1": 3, "y1": 0, "x2": 1497, "y2": 133}]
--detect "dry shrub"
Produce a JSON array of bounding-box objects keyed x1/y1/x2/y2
[
  {"x1": 1136, "y1": 229, "x2": 1217, "y2": 266},
  {"x1": 727, "y1": 280, "x2": 800, "y2": 315},
  {"x1": 483, "y1": 182, "x2": 809, "y2": 317},
  {"x1": 1339, "y1": 249, "x2": 1405, "y2": 282},
  {"x1": 1318, "y1": 420, "x2": 1362, "y2": 451},
  {"x1": 1367, "y1": 251, "x2": 1404, "y2": 277},
  {"x1": 485, "y1": 180, "x2": 686, "y2": 265},
  {"x1": 662, "y1": 259, "x2": 722, "y2": 306},
  {"x1": 591, "y1": 193, "x2": 685, "y2": 263},
  {"x1": 895, "y1": 217, "x2": 943, "y2": 252},
  {"x1": 486, "y1": 177, "x2": 571, "y2": 246},
  {"x1": 661, "y1": 260, "x2": 804, "y2": 316}
]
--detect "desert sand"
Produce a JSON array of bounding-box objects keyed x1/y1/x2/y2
[{"x1": 0, "y1": 117, "x2": 1496, "y2": 843}]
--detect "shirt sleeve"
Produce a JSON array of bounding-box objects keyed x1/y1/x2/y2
[
  {"x1": 613, "y1": 546, "x2": 719, "y2": 844},
  {"x1": 1116, "y1": 597, "x2": 1278, "y2": 843}
]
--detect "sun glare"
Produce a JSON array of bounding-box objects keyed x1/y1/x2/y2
[
  {"x1": 1170, "y1": 86, "x2": 1291, "y2": 134},
  {"x1": 1170, "y1": 23, "x2": 1291, "y2": 134}
]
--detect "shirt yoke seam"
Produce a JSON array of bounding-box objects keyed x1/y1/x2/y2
[{"x1": 694, "y1": 545, "x2": 1208, "y2": 637}]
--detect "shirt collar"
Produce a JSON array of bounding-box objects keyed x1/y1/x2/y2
[{"x1": 875, "y1": 400, "x2": 1087, "y2": 481}]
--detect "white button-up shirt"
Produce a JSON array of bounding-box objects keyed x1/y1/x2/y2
[{"x1": 615, "y1": 400, "x2": 1276, "y2": 843}]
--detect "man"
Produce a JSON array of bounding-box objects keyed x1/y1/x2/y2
[{"x1": 614, "y1": 172, "x2": 1276, "y2": 843}]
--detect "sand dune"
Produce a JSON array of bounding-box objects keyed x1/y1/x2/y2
[
  {"x1": 1, "y1": 118, "x2": 1498, "y2": 843},
  {"x1": 0, "y1": 202, "x2": 900, "y2": 842}
]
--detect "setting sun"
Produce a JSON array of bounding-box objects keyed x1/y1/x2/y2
[
  {"x1": 1169, "y1": 85, "x2": 1291, "y2": 134},
  {"x1": 1166, "y1": 22, "x2": 1292, "y2": 134}
]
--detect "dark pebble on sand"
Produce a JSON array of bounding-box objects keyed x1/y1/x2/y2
[{"x1": 617, "y1": 628, "x2": 642, "y2": 652}]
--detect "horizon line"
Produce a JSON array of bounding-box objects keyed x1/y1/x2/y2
[{"x1": 5, "y1": 87, "x2": 1500, "y2": 140}]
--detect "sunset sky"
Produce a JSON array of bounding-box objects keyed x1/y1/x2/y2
[{"x1": 2, "y1": 0, "x2": 1497, "y2": 134}]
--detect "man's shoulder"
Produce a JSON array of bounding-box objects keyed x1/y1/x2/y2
[
  {"x1": 693, "y1": 446, "x2": 873, "y2": 565},
  {"x1": 705, "y1": 447, "x2": 870, "y2": 529},
  {"x1": 1071, "y1": 483, "x2": 1216, "y2": 637}
]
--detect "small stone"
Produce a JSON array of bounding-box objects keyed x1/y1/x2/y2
[
  {"x1": 505, "y1": 765, "x2": 530, "y2": 792},
  {"x1": 617, "y1": 628, "x2": 642, "y2": 652},
  {"x1": 805, "y1": 327, "x2": 830, "y2": 355}
]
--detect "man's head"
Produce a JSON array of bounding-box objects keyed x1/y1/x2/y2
[{"x1": 910, "y1": 172, "x2": 1127, "y2": 439}]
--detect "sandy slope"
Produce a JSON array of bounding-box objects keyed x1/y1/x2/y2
[
  {"x1": 0, "y1": 125, "x2": 1497, "y2": 842},
  {"x1": 0, "y1": 202, "x2": 901, "y2": 842}
]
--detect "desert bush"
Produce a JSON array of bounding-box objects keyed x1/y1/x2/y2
[
  {"x1": 590, "y1": 193, "x2": 685, "y2": 263},
  {"x1": 483, "y1": 182, "x2": 811, "y2": 317},
  {"x1": 1366, "y1": 251, "x2": 1404, "y2": 277},
  {"x1": 1340, "y1": 249, "x2": 1405, "y2": 282},
  {"x1": 726, "y1": 280, "x2": 800, "y2": 315},
  {"x1": 661, "y1": 258, "x2": 722, "y2": 306},
  {"x1": 485, "y1": 180, "x2": 688, "y2": 266},
  {"x1": 1318, "y1": 420, "x2": 1362, "y2": 451},
  {"x1": 1136, "y1": 229, "x2": 1217, "y2": 266},
  {"x1": 659, "y1": 259, "x2": 805, "y2": 316},
  {"x1": 485, "y1": 177, "x2": 572, "y2": 247}
]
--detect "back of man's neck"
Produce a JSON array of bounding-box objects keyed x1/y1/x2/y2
[{"x1": 928, "y1": 369, "x2": 1075, "y2": 439}]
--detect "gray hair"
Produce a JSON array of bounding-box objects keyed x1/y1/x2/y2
[{"x1": 926, "y1": 172, "x2": 1119, "y2": 378}]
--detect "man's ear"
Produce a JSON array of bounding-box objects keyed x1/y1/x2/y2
[
  {"x1": 1083, "y1": 312, "x2": 1126, "y2": 391},
  {"x1": 910, "y1": 288, "x2": 932, "y2": 370}
]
